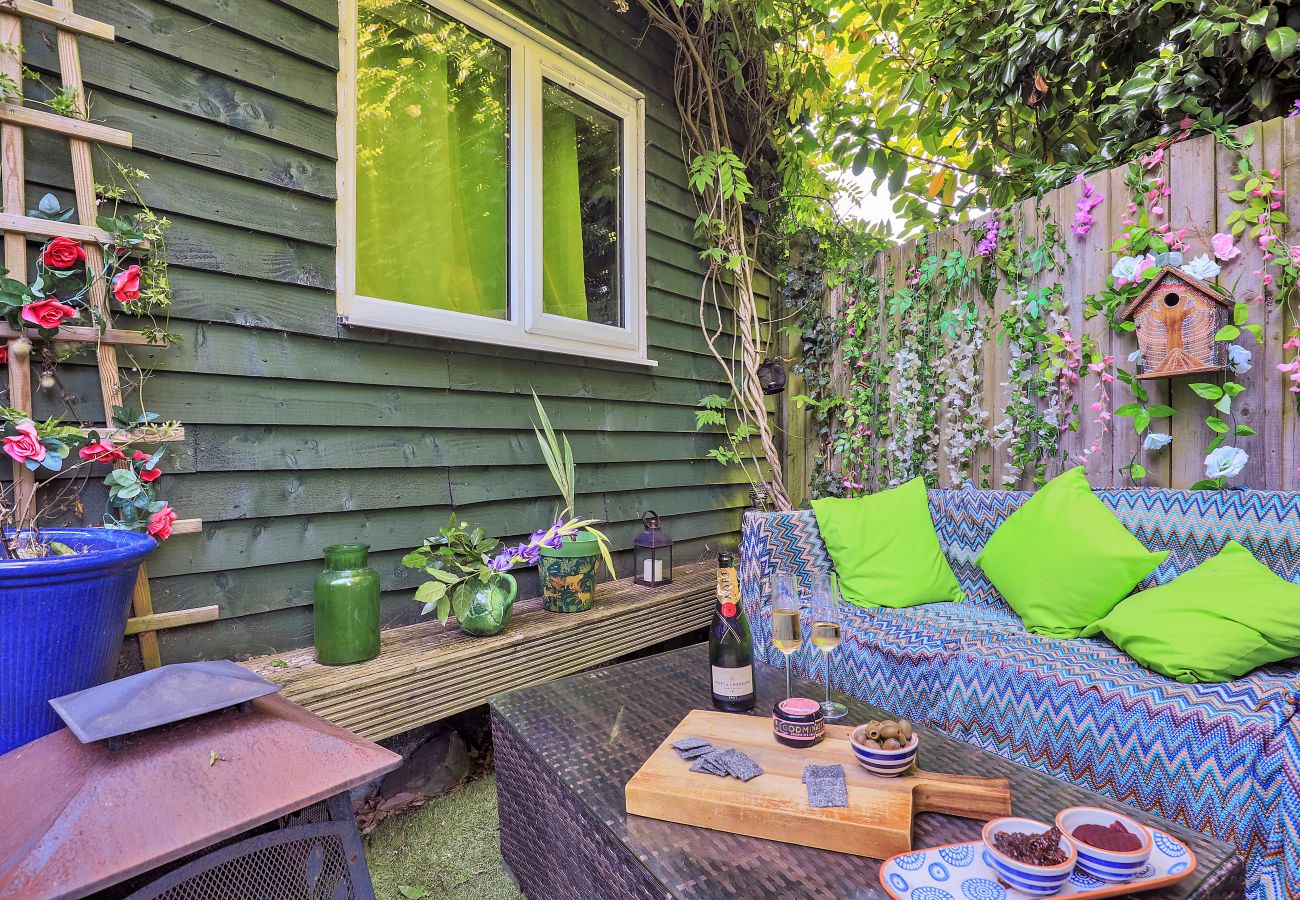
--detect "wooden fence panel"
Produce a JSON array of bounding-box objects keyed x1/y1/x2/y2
[{"x1": 811, "y1": 117, "x2": 1299, "y2": 495}]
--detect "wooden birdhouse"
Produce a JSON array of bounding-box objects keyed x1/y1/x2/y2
[{"x1": 1119, "y1": 266, "x2": 1233, "y2": 380}]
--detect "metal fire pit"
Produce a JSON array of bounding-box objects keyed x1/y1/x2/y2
[
  {"x1": 0, "y1": 687, "x2": 401, "y2": 899},
  {"x1": 50, "y1": 660, "x2": 282, "y2": 746}
]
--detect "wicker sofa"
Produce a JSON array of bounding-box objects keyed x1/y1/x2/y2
[{"x1": 738, "y1": 487, "x2": 1300, "y2": 900}]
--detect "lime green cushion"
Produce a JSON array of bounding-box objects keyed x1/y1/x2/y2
[
  {"x1": 1082, "y1": 541, "x2": 1300, "y2": 683},
  {"x1": 812, "y1": 477, "x2": 964, "y2": 609},
  {"x1": 976, "y1": 466, "x2": 1167, "y2": 638}
]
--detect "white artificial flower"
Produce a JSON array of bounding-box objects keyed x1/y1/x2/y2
[
  {"x1": 1110, "y1": 256, "x2": 1142, "y2": 283},
  {"x1": 1181, "y1": 253, "x2": 1221, "y2": 281},
  {"x1": 1205, "y1": 446, "x2": 1248, "y2": 479},
  {"x1": 1227, "y1": 344, "x2": 1252, "y2": 374},
  {"x1": 1143, "y1": 432, "x2": 1172, "y2": 451},
  {"x1": 1127, "y1": 348, "x2": 1143, "y2": 364}
]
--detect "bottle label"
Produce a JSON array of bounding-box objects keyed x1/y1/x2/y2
[{"x1": 712, "y1": 665, "x2": 754, "y2": 698}]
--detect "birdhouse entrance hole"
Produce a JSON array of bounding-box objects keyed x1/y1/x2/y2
[{"x1": 1163, "y1": 292, "x2": 1180, "y2": 307}]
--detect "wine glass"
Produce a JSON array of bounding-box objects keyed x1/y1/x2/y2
[
  {"x1": 769, "y1": 572, "x2": 802, "y2": 700},
  {"x1": 808, "y1": 573, "x2": 848, "y2": 721}
]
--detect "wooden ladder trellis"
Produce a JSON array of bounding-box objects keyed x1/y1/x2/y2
[{"x1": 0, "y1": 0, "x2": 215, "y2": 668}]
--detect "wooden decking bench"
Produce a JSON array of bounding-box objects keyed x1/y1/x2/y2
[{"x1": 243, "y1": 560, "x2": 716, "y2": 741}]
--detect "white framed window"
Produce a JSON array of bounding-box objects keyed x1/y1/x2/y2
[{"x1": 337, "y1": 0, "x2": 651, "y2": 366}]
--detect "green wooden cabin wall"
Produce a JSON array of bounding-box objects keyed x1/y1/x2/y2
[{"x1": 21, "y1": 0, "x2": 757, "y2": 661}]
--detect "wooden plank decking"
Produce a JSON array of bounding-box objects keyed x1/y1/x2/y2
[{"x1": 243, "y1": 560, "x2": 716, "y2": 741}]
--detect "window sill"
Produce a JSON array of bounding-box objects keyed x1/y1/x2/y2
[{"x1": 339, "y1": 312, "x2": 658, "y2": 368}]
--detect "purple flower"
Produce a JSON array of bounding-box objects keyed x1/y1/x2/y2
[
  {"x1": 1289, "y1": 99, "x2": 1300, "y2": 119},
  {"x1": 531, "y1": 526, "x2": 565, "y2": 550},
  {"x1": 518, "y1": 542, "x2": 542, "y2": 565},
  {"x1": 975, "y1": 218, "x2": 1000, "y2": 256},
  {"x1": 488, "y1": 549, "x2": 514, "y2": 573}
]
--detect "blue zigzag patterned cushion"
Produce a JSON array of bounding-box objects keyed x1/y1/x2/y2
[{"x1": 739, "y1": 488, "x2": 1300, "y2": 900}]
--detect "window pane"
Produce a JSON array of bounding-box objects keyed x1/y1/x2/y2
[
  {"x1": 541, "y1": 81, "x2": 623, "y2": 327},
  {"x1": 356, "y1": 0, "x2": 509, "y2": 319}
]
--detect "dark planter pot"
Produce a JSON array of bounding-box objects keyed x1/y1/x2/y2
[
  {"x1": 0, "y1": 528, "x2": 157, "y2": 755},
  {"x1": 538, "y1": 532, "x2": 601, "y2": 613}
]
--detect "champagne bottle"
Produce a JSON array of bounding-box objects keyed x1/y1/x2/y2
[{"x1": 709, "y1": 551, "x2": 755, "y2": 711}]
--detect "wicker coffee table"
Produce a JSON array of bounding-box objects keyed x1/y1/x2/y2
[{"x1": 490, "y1": 644, "x2": 1244, "y2": 899}]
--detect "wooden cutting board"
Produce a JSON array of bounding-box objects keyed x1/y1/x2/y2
[{"x1": 625, "y1": 709, "x2": 1011, "y2": 859}]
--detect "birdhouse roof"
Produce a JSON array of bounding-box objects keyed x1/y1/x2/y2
[{"x1": 1119, "y1": 265, "x2": 1234, "y2": 321}]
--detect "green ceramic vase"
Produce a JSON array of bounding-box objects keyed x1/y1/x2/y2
[
  {"x1": 538, "y1": 532, "x2": 600, "y2": 613},
  {"x1": 313, "y1": 543, "x2": 381, "y2": 665},
  {"x1": 451, "y1": 572, "x2": 517, "y2": 637}
]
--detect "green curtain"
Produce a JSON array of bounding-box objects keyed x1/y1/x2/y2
[
  {"x1": 541, "y1": 101, "x2": 589, "y2": 321},
  {"x1": 355, "y1": 2, "x2": 508, "y2": 319}
]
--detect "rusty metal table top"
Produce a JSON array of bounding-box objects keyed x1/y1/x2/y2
[{"x1": 490, "y1": 643, "x2": 1244, "y2": 899}]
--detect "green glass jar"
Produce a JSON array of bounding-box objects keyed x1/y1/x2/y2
[{"x1": 313, "y1": 543, "x2": 381, "y2": 665}]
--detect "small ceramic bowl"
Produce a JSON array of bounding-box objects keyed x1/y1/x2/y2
[
  {"x1": 849, "y1": 726, "x2": 919, "y2": 776},
  {"x1": 1056, "y1": 806, "x2": 1153, "y2": 883},
  {"x1": 981, "y1": 817, "x2": 1077, "y2": 897}
]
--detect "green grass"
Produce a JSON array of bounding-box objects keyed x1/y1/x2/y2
[{"x1": 364, "y1": 774, "x2": 523, "y2": 900}]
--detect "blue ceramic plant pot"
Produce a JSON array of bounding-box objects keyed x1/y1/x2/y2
[{"x1": 0, "y1": 528, "x2": 157, "y2": 754}]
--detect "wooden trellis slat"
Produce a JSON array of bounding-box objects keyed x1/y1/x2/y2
[
  {"x1": 0, "y1": 101, "x2": 132, "y2": 146},
  {"x1": 0, "y1": 0, "x2": 207, "y2": 668}
]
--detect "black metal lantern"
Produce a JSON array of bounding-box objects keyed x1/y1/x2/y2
[
  {"x1": 757, "y1": 357, "x2": 787, "y2": 395},
  {"x1": 633, "y1": 511, "x2": 673, "y2": 586}
]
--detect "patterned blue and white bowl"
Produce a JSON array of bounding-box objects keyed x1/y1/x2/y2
[
  {"x1": 1056, "y1": 806, "x2": 1153, "y2": 883},
  {"x1": 980, "y1": 817, "x2": 1076, "y2": 897},
  {"x1": 849, "y1": 727, "x2": 918, "y2": 777}
]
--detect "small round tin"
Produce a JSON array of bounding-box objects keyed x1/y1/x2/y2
[{"x1": 772, "y1": 697, "x2": 825, "y2": 748}]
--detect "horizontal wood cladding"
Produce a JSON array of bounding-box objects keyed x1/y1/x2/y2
[{"x1": 30, "y1": 0, "x2": 748, "y2": 661}]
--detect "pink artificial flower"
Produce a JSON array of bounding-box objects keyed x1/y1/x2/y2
[
  {"x1": 147, "y1": 504, "x2": 177, "y2": 541},
  {"x1": 134, "y1": 449, "x2": 162, "y2": 482},
  {"x1": 79, "y1": 438, "x2": 125, "y2": 463},
  {"x1": 112, "y1": 265, "x2": 142, "y2": 305},
  {"x1": 21, "y1": 296, "x2": 78, "y2": 329},
  {"x1": 1139, "y1": 147, "x2": 1165, "y2": 171},
  {"x1": 3, "y1": 420, "x2": 46, "y2": 464},
  {"x1": 1211, "y1": 233, "x2": 1239, "y2": 261}
]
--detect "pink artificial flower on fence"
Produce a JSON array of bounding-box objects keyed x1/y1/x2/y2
[
  {"x1": 3, "y1": 421, "x2": 46, "y2": 465},
  {"x1": 975, "y1": 218, "x2": 1000, "y2": 256},
  {"x1": 1072, "y1": 175, "x2": 1104, "y2": 238},
  {"x1": 1279, "y1": 333, "x2": 1300, "y2": 393},
  {"x1": 1212, "y1": 233, "x2": 1239, "y2": 261},
  {"x1": 21, "y1": 296, "x2": 78, "y2": 329},
  {"x1": 1139, "y1": 147, "x2": 1165, "y2": 171}
]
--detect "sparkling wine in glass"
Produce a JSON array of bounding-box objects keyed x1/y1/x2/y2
[
  {"x1": 809, "y1": 573, "x2": 848, "y2": 721},
  {"x1": 769, "y1": 572, "x2": 802, "y2": 700}
]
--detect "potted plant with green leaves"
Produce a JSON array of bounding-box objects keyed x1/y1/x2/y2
[
  {"x1": 530, "y1": 392, "x2": 615, "y2": 612},
  {"x1": 403, "y1": 517, "x2": 517, "y2": 637}
]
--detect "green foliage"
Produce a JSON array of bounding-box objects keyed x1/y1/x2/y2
[
  {"x1": 403, "y1": 516, "x2": 502, "y2": 623},
  {"x1": 695, "y1": 393, "x2": 759, "y2": 467},
  {"x1": 806, "y1": 0, "x2": 1300, "y2": 235},
  {"x1": 530, "y1": 390, "x2": 576, "y2": 516}
]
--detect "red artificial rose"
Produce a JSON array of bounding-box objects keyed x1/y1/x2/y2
[
  {"x1": 147, "y1": 504, "x2": 177, "y2": 541},
  {"x1": 112, "y1": 265, "x2": 142, "y2": 304},
  {"x1": 21, "y1": 296, "x2": 78, "y2": 329},
  {"x1": 79, "y1": 438, "x2": 126, "y2": 463},
  {"x1": 41, "y1": 236, "x2": 86, "y2": 270},
  {"x1": 3, "y1": 420, "x2": 46, "y2": 465},
  {"x1": 721, "y1": 601, "x2": 737, "y2": 618},
  {"x1": 0, "y1": 345, "x2": 7, "y2": 365},
  {"x1": 134, "y1": 449, "x2": 161, "y2": 482}
]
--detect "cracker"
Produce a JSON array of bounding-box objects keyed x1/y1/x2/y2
[
  {"x1": 677, "y1": 743, "x2": 715, "y2": 760},
  {"x1": 802, "y1": 763, "x2": 844, "y2": 784},
  {"x1": 722, "y1": 749, "x2": 765, "y2": 782},
  {"x1": 672, "y1": 736, "x2": 712, "y2": 752},
  {"x1": 806, "y1": 776, "x2": 848, "y2": 808}
]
